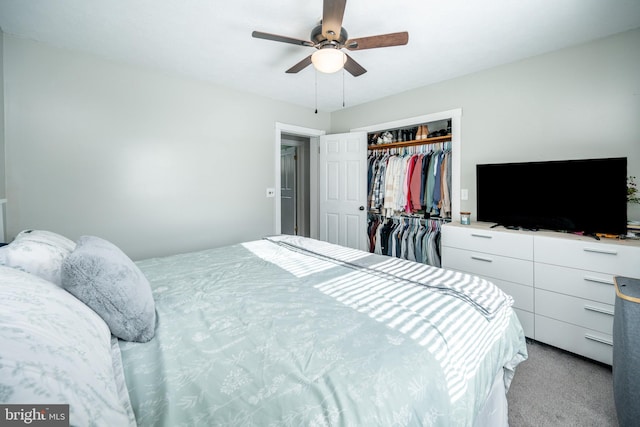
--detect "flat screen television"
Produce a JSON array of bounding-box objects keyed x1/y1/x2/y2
[{"x1": 476, "y1": 157, "x2": 628, "y2": 235}]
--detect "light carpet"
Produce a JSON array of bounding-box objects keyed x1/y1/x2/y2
[{"x1": 507, "y1": 339, "x2": 618, "y2": 427}]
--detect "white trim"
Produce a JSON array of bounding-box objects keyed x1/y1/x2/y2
[
  {"x1": 350, "y1": 108, "x2": 463, "y2": 222},
  {"x1": 350, "y1": 109, "x2": 461, "y2": 133},
  {"x1": 275, "y1": 123, "x2": 326, "y2": 236},
  {"x1": 0, "y1": 199, "x2": 6, "y2": 243}
]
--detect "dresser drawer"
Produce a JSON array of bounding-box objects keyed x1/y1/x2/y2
[
  {"x1": 535, "y1": 289, "x2": 614, "y2": 335},
  {"x1": 535, "y1": 315, "x2": 613, "y2": 365},
  {"x1": 443, "y1": 251, "x2": 533, "y2": 311},
  {"x1": 442, "y1": 224, "x2": 533, "y2": 260},
  {"x1": 535, "y1": 236, "x2": 640, "y2": 278},
  {"x1": 535, "y1": 263, "x2": 616, "y2": 305},
  {"x1": 442, "y1": 246, "x2": 533, "y2": 286}
]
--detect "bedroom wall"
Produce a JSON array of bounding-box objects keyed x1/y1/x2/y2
[
  {"x1": 2, "y1": 35, "x2": 331, "y2": 260},
  {"x1": 0, "y1": 30, "x2": 5, "y2": 241},
  {"x1": 3, "y1": 28, "x2": 639, "y2": 261},
  {"x1": 331, "y1": 28, "x2": 640, "y2": 223},
  {"x1": 0, "y1": 30, "x2": 5, "y2": 198}
]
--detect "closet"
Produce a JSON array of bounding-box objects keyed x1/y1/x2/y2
[{"x1": 366, "y1": 118, "x2": 453, "y2": 268}]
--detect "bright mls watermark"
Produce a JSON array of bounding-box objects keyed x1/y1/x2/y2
[{"x1": 0, "y1": 405, "x2": 69, "y2": 426}]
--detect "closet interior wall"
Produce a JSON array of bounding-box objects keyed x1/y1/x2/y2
[{"x1": 366, "y1": 119, "x2": 453, "y2": 268}]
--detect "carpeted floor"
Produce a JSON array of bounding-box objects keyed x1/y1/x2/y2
[{"x1": 507, "y1": 339, "x2": 618, "y2": 427}]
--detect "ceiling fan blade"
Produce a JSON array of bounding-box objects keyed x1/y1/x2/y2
[
  {"x1": 345, "y1": 31, "x2": 409, "y2": 50},
  {"x1": 322, "y1": 0, "x2": 346, "y2": 41},
  {"x1": 286, "y1": 55, "x2": 313, "y2": 73},
  {"x1": 252, "y1": 31, "x2": 314, "y2": 47},
  {"x1": 343, "y1": 53, "x2": 367, "y2": 77}
]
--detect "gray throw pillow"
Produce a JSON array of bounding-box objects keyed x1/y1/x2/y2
[{"x1": 61, "y1": 236, "x2": 156, "y2": 342}]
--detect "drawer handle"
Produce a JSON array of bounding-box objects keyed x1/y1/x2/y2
[
  {"x1": 583, "y1": 276, "x2": 614, "y2": 286},
  {"x1": 470, "y1": 233, "x2": 492, "y2": 239},
  {"x1": 584, "y1": 305, "x2": 614, "y2": 316},
  {"x1": 584, "y1": 334, "x2": 613, "y2": 347},
  {"x1": 471, "y1": 256, "x2": 493, "y2": 263},
  {"x1": 583, "y1": 247, "x2": 618, "y2": 256}
]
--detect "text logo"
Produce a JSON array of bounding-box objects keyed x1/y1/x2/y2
[{"x1": 0, "y1": 405, "x2": 69, "y2": 427}]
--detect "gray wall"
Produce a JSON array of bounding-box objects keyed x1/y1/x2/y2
[
  {"x1": 0, "y1": 30, "x2": 5, "y2": 241},
  {"x1": 0, "y1": 30, "x2": 5, "y2": 199},
  {"x1": 331, "y1": 28, "x2": 640, "y2": 223},
  {"x1": 2, "y1": 35, "x2": 330, "y2": 259},
  {"x1": 3, "y1": 28, "x2": 638, "y2": 260}
]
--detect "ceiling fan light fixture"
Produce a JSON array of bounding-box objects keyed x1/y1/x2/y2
[{"x1": 311, "y1": 47, "x2": 347, "y2": 74}]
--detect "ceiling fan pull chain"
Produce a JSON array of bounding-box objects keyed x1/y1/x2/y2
[
  {"x1": 315, "y1": 70, "x2": 318, "y2": 114},
  {"x1": 342, "y1": 68, "x2": 345, "y2": 108}
]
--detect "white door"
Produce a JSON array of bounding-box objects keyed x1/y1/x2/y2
[{"x1": 319, "y1": 132, "x2": 368, "y2": 251}]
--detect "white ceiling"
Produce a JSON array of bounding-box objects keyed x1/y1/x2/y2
[{"x1": 1, "y1": 0, "x2": 639, "y2": 112}]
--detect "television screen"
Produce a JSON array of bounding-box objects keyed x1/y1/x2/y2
[{"x1": 476, "y1": 157, "x2": 628, "y2": 235}]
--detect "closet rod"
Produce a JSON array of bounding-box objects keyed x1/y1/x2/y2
[
  {"x1": 367, "y1": 135, "x2": 451, "y2": 150},
  {"x1": 368, "y1": 212, "x2": 452, "y2": 223}
]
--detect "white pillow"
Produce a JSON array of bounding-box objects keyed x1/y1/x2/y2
[
  {"x1": 0, "y1": 229, "x2": 76, "y2": 286},
  {"x1": 0, "y1": 266, "x2": 136, "y2": 426}
]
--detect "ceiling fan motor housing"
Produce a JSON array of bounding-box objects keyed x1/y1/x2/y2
[{"x1": 311, "y1": 23, "x2": 348, "y2": 46}]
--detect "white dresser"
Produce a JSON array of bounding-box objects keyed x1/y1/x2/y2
[{"x1": 442, "y1": 222, "x2": 640, "y2": 365}]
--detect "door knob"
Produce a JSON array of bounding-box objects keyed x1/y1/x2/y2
[{"x1": 359, "y1": 206, "x2": 365, "y2": 211}]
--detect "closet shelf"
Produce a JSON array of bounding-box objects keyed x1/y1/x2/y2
[{"x1": 367, "y1": 134, "x2": 451, "y2": 150}]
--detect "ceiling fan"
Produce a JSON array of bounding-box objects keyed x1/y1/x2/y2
[{"x1": 251, "y1": 0, "x2": 409, "y2": 77}]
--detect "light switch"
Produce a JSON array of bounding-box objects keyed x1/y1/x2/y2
[{"x1": 461, "y1": 189, "x2": 469, "y2": 200}]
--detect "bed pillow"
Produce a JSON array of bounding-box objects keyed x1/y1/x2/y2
[
  {"x1": 0, "y1": 266, "x2": 136, "y2": 426},
  {"x1": 61, "y1": 235, "x2": 156, "y2": 342},
  {"x1": 0, "y1": 229, "x2": 76, "y2": 286}
]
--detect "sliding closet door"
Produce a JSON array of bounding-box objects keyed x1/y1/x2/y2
[{"x1": 319, "y1": 132, "x2": 368, "y2": 251}]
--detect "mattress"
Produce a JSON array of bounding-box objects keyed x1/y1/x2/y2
[{"x1": 118, "y1": 235, "x2": 527, "y2": 426}]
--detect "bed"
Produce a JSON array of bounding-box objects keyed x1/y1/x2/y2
[{"x1": 0, "y1": 230, "x2": 527, "y2": 426}]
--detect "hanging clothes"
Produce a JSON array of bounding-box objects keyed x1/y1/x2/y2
[
  {"x1": 367, "y1": 146, "x2": 452, "y2": 219},
  {"x1": 367, "y1": 214, "x2": 444, "y2": 268},
  {"x1": 367, "y1": 141, "x2": 451, "y2": 268}
]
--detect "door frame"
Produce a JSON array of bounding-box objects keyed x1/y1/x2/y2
[{"x1": 274, "y1": 123, "x2": 326, "y2": 237}]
